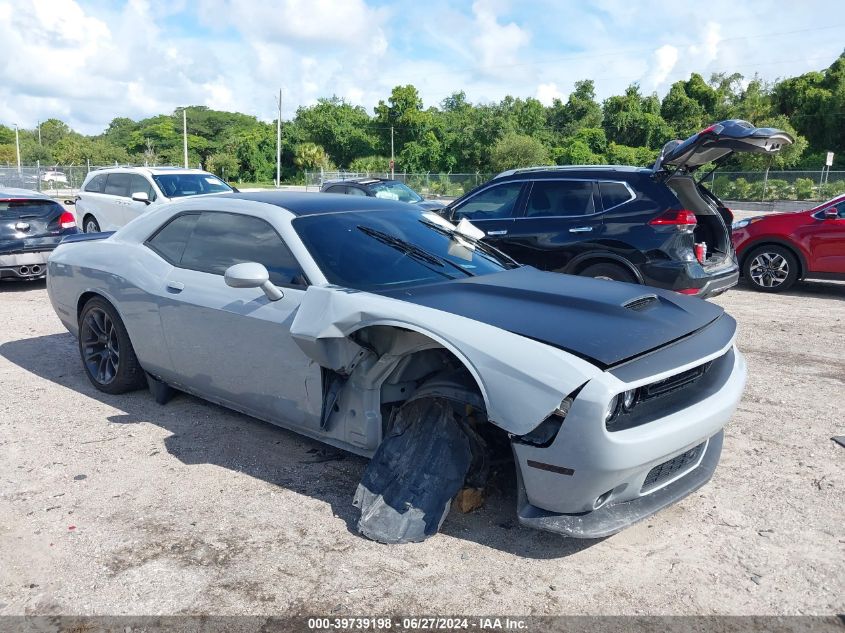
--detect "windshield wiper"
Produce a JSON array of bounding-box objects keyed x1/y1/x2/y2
[{"x1": 356, "y1": 225, "x2": 474, "y2": 278}]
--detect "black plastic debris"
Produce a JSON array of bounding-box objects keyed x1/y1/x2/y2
[
  {"x1": 146, "y1": 373, "x2": 175, "y2": 405},
  {"x1": 353, "y1": 397, "x2": 472, "y2": 544}
]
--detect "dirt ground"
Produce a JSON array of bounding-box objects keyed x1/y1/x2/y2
[{"x1": 0, "y1": 276, "x2": 842, "y2": 617}]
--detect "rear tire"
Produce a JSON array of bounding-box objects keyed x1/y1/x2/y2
[
  {"x1": 83, "y1": 215, "x2": 100, "y2": 233},
  {"x1": 78, "y1": 297, "x2": 146, "y2": 394},
  {"x1": 579, "y1": 262, "x2": 637, "y2": 284},
  {"x1": 743, "y1": 245, "x2": 798, "y2": 293}
]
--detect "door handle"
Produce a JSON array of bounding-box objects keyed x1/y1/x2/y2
[
  {"x1": 166, "y1": 281, "x2": 184, "y2": 293},
  {"x1": 569, "y1": 226, "x2": 593, "y2": 233},
  {"x1": 486, "y1": 230, "x2": 508, "y2": 236}
]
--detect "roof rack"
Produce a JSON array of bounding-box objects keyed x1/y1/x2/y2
[{"x1": 492, "y1": 164, "x2": 641, "y2": 179}]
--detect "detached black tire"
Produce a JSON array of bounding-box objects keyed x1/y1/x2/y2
[
  {"x1": 579, "y1": 262, "x2": 637, "y2": 284},
  {"x1": 743, "y1": 245, "x2": 798, "y2": 293},
  {"x1": 78, "y1": 297, "x2": 146, "y2": 394},
  {"x1": 83, "y1": 215, "x2": 100, "y2": 233},
  {"x1": 353, "y1": 397, "x2": 473, "y2": 544}
]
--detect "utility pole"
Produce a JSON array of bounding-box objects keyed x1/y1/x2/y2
[
  {"x1": 390, "y1": 126, "x2": 395, "y2": 179},
  {"x1": 14, "y1": 123, "x2": 21, "y2": 175},
  {"x1": 37, "y1": 121, "x2": 41, "y2": 145},
  {"x1": 182, "y1": 108, "x2": 188, "y2": 168},
  {"x1": 276, "y1": 89, "x2": 282, "y2": 188}
]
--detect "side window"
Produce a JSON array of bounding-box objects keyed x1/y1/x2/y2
[
  {"x1": 146, "y1": 214, "x2": 200, "y2": 264},
  {"x1": 84, "y1": 174, "x2": 106, "y2": 193},
  {"x1": 180, "y1": 212, "x2": 307, "y2": 286},
  {"x1": 325, "y1": 185, "x2": 347, "y2": 194},
  {"x1": 455, "y1": 183, "x2": 523, "y2": 220},
  {"x1": 525, "y1": 180, "x2": 596, "y2": 217},
  {"x1": 347, "y1": 186, "x2": 367, "y2": 196},
  {"x1": 130, "y1": 175, "x2": 156, "y2": 201},
  {"x1": 104, "y1": 173, "x2": 131, "y2": 197},
  {"x1": 599, "y1": 181, "x2": 633, "y2": 210},
  {"x1": 835, "y1": 202, "x2": 845, "y2": 219}
]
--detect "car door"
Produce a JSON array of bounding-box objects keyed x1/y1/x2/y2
[
  {"x1": 101, "y1": 173, "x2": 132, "y2": 229},
  {"x1": 150, "y1": 210, "x2": 322, "y2": 429},
  {"x1": 448, "y1": 181, "x2": 526, "y2": 250},
  {"x1": 125, "y1": 174, "x2": 156, "y2": 224},
  {"x1": 496, "y1": 179, "x2": 603, "y2": 271},
  {"x1": 806, "y1": 202, "x2": 845, "y2": 273}
]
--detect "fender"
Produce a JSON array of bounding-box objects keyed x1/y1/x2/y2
[
  {"x1": 737, "y1": 236, "x2": 808, "y2": 278},
  {"x1": 565, "y1": 251, "x2": 644, "y2": 283},
  {"x1": 289, "y1": 285, "x2": 602, "y2": 436}
]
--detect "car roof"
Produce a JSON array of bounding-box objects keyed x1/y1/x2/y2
[
  {"x1": 0, "y1": 188, "x2": 54, "y2": 200},
  {"x1": 323, "y1": 177, "x2": 394, "y2": 186},
  {"x1": 87, "y1": 166, "x2": 215, "y2": 177},
  {"x1": 221, "y1": 191, "x2": 415, "y2": 216}
]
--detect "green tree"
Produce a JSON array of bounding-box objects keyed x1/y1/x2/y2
[
  {"x1": 489, "y1": 133, "x2": 550, "y2": 171},
  {"x1": 293, "y1": 142, "x2": 330, "y2": 171},
  {"x1": 293, "y1": 97, "x2": 379, "y2": 166}
]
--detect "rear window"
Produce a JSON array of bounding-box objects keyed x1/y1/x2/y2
[
  {"x1": 84, "y1": 174, "x2": 107, "y2": 193},
  {"x1": 0, "y1": 199, "x2": 62, "y2": 219},
  {"x1": 599, "y1": 182, "x2": 633, "y2": 210}
]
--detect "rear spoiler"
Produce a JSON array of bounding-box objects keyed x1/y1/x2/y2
[{"x1": 60, "y1": 231, "x2": 115, "y2": 244}]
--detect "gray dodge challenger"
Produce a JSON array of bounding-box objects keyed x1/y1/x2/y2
[{"x1": 46, "y1": 192, "x2": 747, "y2": 543}]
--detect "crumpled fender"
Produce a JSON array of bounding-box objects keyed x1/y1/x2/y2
[{"x1": 290, "y1": 286, "x2": 603, "y2": 436}]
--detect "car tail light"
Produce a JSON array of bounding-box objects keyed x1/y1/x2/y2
[
  {"x1": 59, "y1": 211, "x2": 77, "y2": 229},
  {"x1": 675, "y1": 288, "x2": 700, "y2": 295},
  {"x1": 649, "y1": 209, "x2": 697, "y2": 229}
]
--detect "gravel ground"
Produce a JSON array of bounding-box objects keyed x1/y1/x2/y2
[{"x1": 0, "y1": 277, "x2": 843, "y2": 617}]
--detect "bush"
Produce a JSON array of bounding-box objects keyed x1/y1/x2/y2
[
  {"x1": 763, "y1": 179, "x2": 791, "y2": 201},
  {"x1": 793, "y1": 178, "x2": 815, "y2": 200}
]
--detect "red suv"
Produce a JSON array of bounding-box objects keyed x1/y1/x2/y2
[{"x1": 732, "y1": 195, "x2": 845, "y2": 292}]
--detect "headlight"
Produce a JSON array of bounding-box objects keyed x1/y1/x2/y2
[
  {"x1": 604, "y1": 395, "x2": 619, "y2": 422},
  {"x1": 622, "y1": 388, "x2": 638, "y2": 411},
  {"x1": 732, "y1": 217, "x2": 763, "y2": 231}
]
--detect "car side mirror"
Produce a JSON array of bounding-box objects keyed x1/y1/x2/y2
[
  {"x1": 823, "y1": 208, "x2": 839, "y2": 220},
  {"x1": 224, "y1": 262, "x2": 284, "y2": 301},
  {"x1": 131, "y1": 191, "x2": 151, "y2": 205}
]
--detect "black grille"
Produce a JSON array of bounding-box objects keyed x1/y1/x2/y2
[
  {"x1": 642, "y1": 442, "x2": 705, "y2": 491},
  {"x1": 640, "y1": 361, "x2": 711, "y2": 401},
  {"x1": 623, "y1": 295, "x2": 658, "y2": 311}
]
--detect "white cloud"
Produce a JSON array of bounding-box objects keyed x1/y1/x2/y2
[
  {"x1": 0, "y1": 0, "x2": 843, "y2": 137},
  {"x1": 535, "y1": 82, "x2": 564, "y2": 105},
  {"x1": 648, "y1": 45, "x2": 679, "y2": 88}
]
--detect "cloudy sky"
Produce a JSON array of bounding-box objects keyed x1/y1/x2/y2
[{"x1": 1, "y1": 0, "x2": 843, "y2": 134}]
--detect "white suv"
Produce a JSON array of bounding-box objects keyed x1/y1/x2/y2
[{"x1": 74, "y1": 167, "x2": 233, "y2": 233}]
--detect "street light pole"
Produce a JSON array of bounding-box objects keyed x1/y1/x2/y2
[
  {"x1": 182, "y1": 108, "x2": 188, "y2": 168},
  {"x1": 14, "y1": 123, "x2": 21, "y2": 175},
  {"x1": 390, "y1": 126, "x2": 395, "y2": 179},
  {"x1": 37, "y1": 121, "x2": 41, "y2": 145},
  {"x1": 276, "y1": 89, "x2": 282, "y2": 188}
]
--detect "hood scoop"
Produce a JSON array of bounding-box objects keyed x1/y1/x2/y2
[{"x1": 623, "y1": 294, "x2": 658, "y2": 311}]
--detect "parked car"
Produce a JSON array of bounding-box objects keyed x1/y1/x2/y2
[
  {"x1": 41, "y1": 170, "x2": 68, "y2": 186},
  {"x1": 1, "y1": 188, "x2": 78, "y2": 281},
  {"x1": 732, "y1": 194, "x2": 845, "y2": 292},
  {"x1": 439, "y1": 120, "x2": 793, "y2": 299},
  {"x1": 320, "y1": 177, "x2": 445, "y2": 211},
  {"x1": 74, "y1": 167, "x2": 233, "y2": 233},
  {"x1": 47, "y1": 191, "x2": 746, "y2": 543}
]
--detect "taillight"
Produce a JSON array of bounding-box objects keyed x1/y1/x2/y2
[
  {"x1": 649, "y1": 209, "x2": 697, "y2": 229},
  {"x1": 675, "y1": 288, "x2": 700, "y2": 295},
  {"x1": 59, "y1": 211, "x2": 77, "y2": 229}
]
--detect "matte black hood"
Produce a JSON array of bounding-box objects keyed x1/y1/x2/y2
[{"x1": 379, "y1": 267, "x2": 726, "y2": 368}]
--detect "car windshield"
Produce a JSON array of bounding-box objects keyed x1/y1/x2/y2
[
  {"x1": 294, "y1": 210, "x2": 516, "y2": 291},
  {"x1": 367, "y1": 181, "x2": 423, "y2": 203},
  {"x1": 152, "y1": 173, "x2": 232, "y2": 198}
]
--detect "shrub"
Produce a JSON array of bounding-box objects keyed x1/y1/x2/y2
[{"x1": 793, "y1": 178, "x2": 815, "y2": 200}]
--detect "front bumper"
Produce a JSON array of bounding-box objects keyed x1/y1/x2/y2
[
  {"x1": 511, "y1": 335, "x2": 746, "y2": 538},
  {"x1": 0, "y1": 250, "x2": 52, "y2": 278}
]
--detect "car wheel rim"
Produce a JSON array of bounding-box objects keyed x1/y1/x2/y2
[
  {"x1": 85, "y1": 220, "x2": 97, "y2": 233},
  {"x1": 594, "y1": 275, "x2": 614, "y2": 281},
  {"x1": 81, "y1": 308, "x2": 120, "y2": 385},
  {"x1": 749, "y1": 252, "x2": 789, "y2": 288}
]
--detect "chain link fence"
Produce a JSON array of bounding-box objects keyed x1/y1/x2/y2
[
  {"x1": 0, "y1": 163, "x2": 162, "y2": 197},
  {"x1": 703, "y1": 170, "x2": 845, "y2": 202}
]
